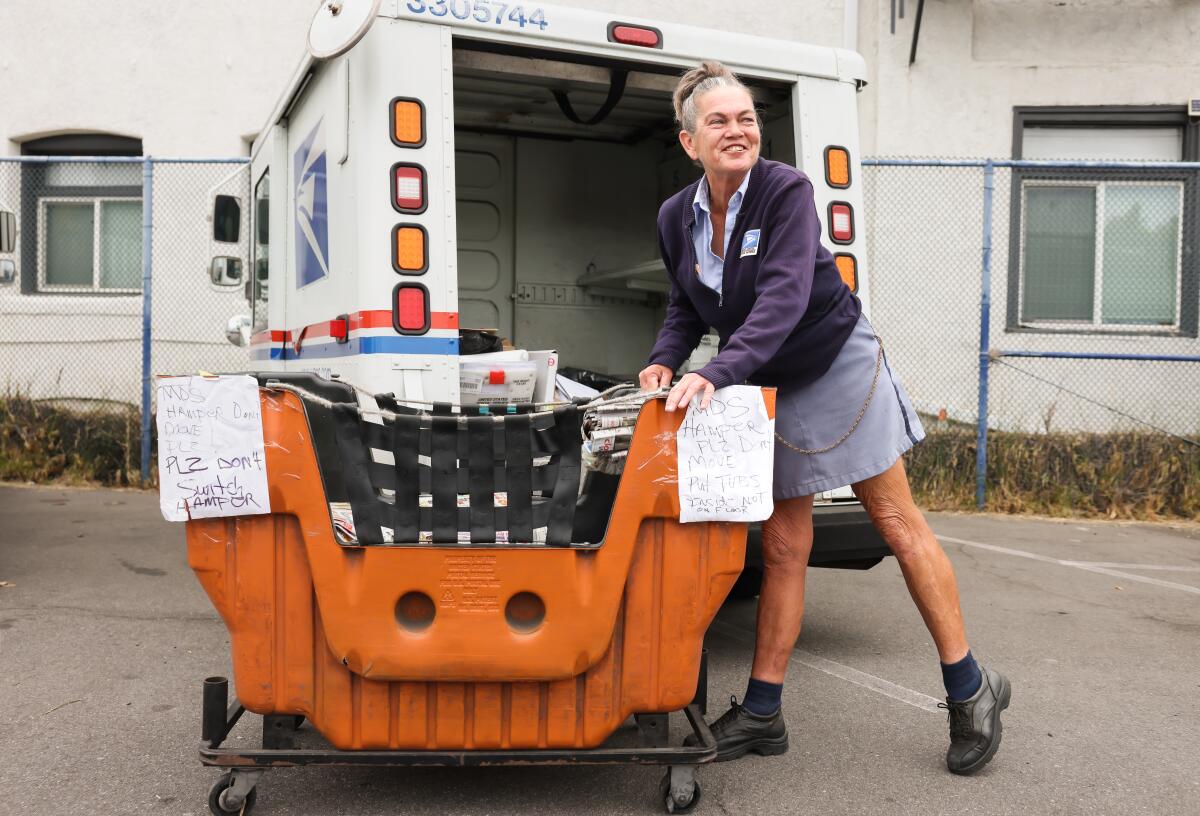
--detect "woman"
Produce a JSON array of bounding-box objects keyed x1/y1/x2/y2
[{"x1": 640, "y1": 62, "x2": 1011, "y2": 775}]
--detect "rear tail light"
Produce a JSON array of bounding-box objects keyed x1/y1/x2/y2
[
  {"x1": 391, "y1": 164, "x2": 426, "y2": 214},
  {"x1": 833, "y1": 253, "x2": 858, "y2": 293},
  {"x1": 393, "y1": 224, "x2": 428, "y2": 274},
  {"x1": 825, "y1": 146, "x2": 851, "y2": 188},
  {"x1": 391, "y1": 98, "x2": 425, "y2": 147},
  {"x1": 607, "y1": 22, "x2": 663, "y2": 48},
  {"x1": 393, "y1": 283, "x2": 430, "y2": 335},
  {"x1": 828, "y1": 202, "x2": 854, "y2": 244}
]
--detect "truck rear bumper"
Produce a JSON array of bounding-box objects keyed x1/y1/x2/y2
[
  {"x1": 809, "y1": 501, "x2": 891, "y2": 567},
  {"x1": 745, "y1": 501, "x2": 890, "y2": 571}
]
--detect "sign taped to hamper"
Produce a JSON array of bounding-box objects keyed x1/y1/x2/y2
[
  {"x1": 156, "y1": 374, "x2": 271, "y2": 522},
  {"x1": 676, "y1": 385, "x2": 774, "y2": 523}
]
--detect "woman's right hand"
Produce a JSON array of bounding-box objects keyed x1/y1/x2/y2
[{"x1": 638, "y1": 364, "x2": 674, "y2": 391}]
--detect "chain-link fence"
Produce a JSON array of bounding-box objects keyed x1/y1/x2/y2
[
  {"x1": 864, "y1": 158, "x2": 1200, "y2": 513},
  {"x1": 0, "y1": 157, "x2": 249, "y2": 485},
  {"x1": 1, "y1": 155, "x2": 1196, "y2": 511}
]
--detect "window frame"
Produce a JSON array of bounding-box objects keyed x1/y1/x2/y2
[
  {"x1": 18, "y1": 133, "x2": 143, "y2": 296},
  {"x1": 36, "y1": 195, "x2": 144, "y2": 294},
  {"x1": 1006, "y1": 106, "x2": 1200, "y2": 338},
  {"x1": 1015, "y1": 177, "x2": 1186, "y2": 333}
]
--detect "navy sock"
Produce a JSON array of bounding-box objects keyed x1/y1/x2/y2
[
  {"x1": 742, "y1": 677, "x2": 783, "y2": 716},
  {"x1": 941, "y1": 651, "x2": 982, "y2": 701}
]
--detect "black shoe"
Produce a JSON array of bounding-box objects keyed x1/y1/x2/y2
[
  {"x1": 684, "y1": 696, "x2": 789, "y2": 762},
  {"x1": 941, "y1": 666, "x2": 1011, "y2": 775}
]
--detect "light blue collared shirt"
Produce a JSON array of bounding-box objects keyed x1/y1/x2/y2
[{"x1": 691, "y1": 171, "x2": 751, "y2": 296}]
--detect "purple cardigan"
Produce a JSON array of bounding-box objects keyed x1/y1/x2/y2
[{"x1": 647, "y1": 158, "x2": 861, "y2": 390}]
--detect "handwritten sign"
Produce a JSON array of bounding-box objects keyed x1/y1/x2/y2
[
  {"x1": 676, "y1": 385, "x2": 774, "y2": 523},
  {"x1": 156, "y1": 375, "x2": 271, "y2": 522}
]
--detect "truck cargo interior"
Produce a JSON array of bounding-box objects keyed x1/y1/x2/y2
[{"x1": 451, "y1": 42, "x2": 796, "y2": 382}]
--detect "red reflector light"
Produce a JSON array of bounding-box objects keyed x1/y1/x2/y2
[
  {"x1": 829, "y1": 202, "x2": 854, "y2": 244},
  {"x1": 393, "y1": 283, "x2": 430, "y2": 334},
  {"x1": 392, "y1": 164, "x2": 426, "y2": 214},
  {"x1": 607, "y1": 22, "x2": 662, "y2": 48},
  {"x1": 330, "y1": 316, "x2": 349, "y2": 343}
]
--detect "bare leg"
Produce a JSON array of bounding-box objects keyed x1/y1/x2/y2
[
  {"x1": 750, "y1": 495, "x2": 815, "y2": 683},
  {"x1": 852, "y1": 458, "x2": 969, "y2": 663}
]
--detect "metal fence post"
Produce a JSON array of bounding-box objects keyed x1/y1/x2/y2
[
  {"x1": 975, "y1": 160, "x2": 994, "y2": 509},
  {"x1": 140, "y1": 158, "x2": 154, "y2": 487}
]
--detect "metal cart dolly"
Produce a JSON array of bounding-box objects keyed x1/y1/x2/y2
[{"x1": 200, "y1": 655, "x2": 712, "y2": 814}]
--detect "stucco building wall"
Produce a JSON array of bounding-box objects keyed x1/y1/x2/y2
[{"x1": 1, "y1": 1, "x2": 1195, "y2": 432}]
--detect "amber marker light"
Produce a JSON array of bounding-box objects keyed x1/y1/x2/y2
[
  {"x1": 393, "y1": 224, "x2": 428, "y2": 274},
  {"x1": 391, "y1": 98, "x2": 425, "y2": 147},
  {"x1": 833, "y1": 253, "x2": 858, "y2": 293},
  {"x1": 825, "y1": 146, "x2": 851, "y2": 189}
]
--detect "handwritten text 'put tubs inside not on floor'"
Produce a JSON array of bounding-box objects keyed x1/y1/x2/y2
[{"x1": 676, "y1": 387, "x2": 774, "y2": 523}]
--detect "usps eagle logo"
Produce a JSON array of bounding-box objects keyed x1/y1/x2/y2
[
  {"x1": 740, "y1": 229, "x2": 761, "y2": 258},
  {"x1": 294, "y1": 119, "x2": 330, "y2": 288}
]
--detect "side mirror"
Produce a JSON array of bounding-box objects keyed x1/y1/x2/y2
[
  {"x1": 210, "y1": 257, "x2": 244, "y2": 286},
  {"x1": 213, "y1": 195, "x2": 241, "y2": 243},
  {"x1": 0, "y1": 258, "x2": 14, "y2": 286},
  {"x1": 0, "y1": 210, "x2": 15, "y2": 253},
  {"x1": 225, "y1": 314, "x2": 252, "y2": 347}
]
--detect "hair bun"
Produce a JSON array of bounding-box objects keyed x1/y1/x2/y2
[{"x1": 672, "y1": 61, "x2": 751, "y2": 134}]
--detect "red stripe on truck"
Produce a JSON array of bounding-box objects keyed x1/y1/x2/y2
[{"x1": 255, "y1": 311, "x2": 459, "y2": 347}]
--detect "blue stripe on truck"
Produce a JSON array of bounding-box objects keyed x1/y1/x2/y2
[{"x1": 250, "y1": 335, "x2": 459, "y2": 361}]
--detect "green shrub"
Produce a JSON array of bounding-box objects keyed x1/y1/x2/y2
[
  {"x1": 0, "y1": 394, "x2": 140, "y2": 486},
  {"x1": 906, "y1": 427, "x2": 1200, "y2": 519},
  {"x1": 3, "y1": 394, "x2": 1196, "y2": 519}
]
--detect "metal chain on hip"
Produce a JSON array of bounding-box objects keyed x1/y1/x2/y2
[{"x1": 774, "y1": 336, "x2": 885, "y2": 455}]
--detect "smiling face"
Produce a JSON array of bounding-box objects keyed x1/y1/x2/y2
[{"x1": 679, "y1": 85, "x2": 761, "y2": 182}]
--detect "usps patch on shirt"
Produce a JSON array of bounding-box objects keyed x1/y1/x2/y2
[{"x1": 740, "y1": 229, "x2": 761, "y2": 258}]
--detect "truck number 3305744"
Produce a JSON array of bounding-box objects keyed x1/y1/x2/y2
[{"x1": 406, "y1": 0, "x2": 549, "y2": 30}]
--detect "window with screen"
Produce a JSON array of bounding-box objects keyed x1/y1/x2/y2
[
  {"x1": 1008, "y1": 108, "x2": 1198, "y2": 335},
  {"x1": 39, "y1": 197, "x2": 142, "y2": 292},
  {"x1": 19, "y1": 133, "x2": 144, "y2": 294}
]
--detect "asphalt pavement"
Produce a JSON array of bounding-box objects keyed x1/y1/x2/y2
[{"x1": 1, "y1": 484, "x2": 1197, "y2": 815}]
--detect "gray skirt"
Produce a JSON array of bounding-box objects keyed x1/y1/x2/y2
[{"x1": 771, "y1": 313, "x2": 925, "y2": 499}]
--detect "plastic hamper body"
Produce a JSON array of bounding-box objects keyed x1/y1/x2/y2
[{"x1": 188, "y1": 387, "x2": 773, "y2": 750}]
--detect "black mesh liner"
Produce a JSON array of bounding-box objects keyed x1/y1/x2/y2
[{"x1": 329, "y1": 399, "x2": 582, "y2": 547}]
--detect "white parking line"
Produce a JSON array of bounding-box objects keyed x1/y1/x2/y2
[
  {"x1": 938, "y1": 535, "x2": 1200, "y2": 597},
  {"x1": 709, "y1": 620, "x2": 943, "y2": 714},
  {"x1": 1061, "y1": 561, "x2": 1200, "y2": 573}
]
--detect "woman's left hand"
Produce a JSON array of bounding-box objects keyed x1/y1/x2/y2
[{"x1": 665, "y1": 372, "x2": 716, "y2": 412}]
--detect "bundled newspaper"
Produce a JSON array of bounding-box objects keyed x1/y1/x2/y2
[{"x1": 581, "y1": 385, "x2": 652, "y2": 475}]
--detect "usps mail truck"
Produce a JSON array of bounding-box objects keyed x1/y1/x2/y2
[{"x1": 210, "y1": 0, "x2": 888, "y2": 580}]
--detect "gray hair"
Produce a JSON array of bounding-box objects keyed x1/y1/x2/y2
[{"x1": 672, "y1": 61, "x2": 753, "y2": 134}]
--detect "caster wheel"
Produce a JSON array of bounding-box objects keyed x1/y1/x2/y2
[
  {"x1": 659, "y1": 770, "x2": 701, "y2": 814},
  {"x1": 208, "y1": 772, "x2": 258, "y2": 816}
]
